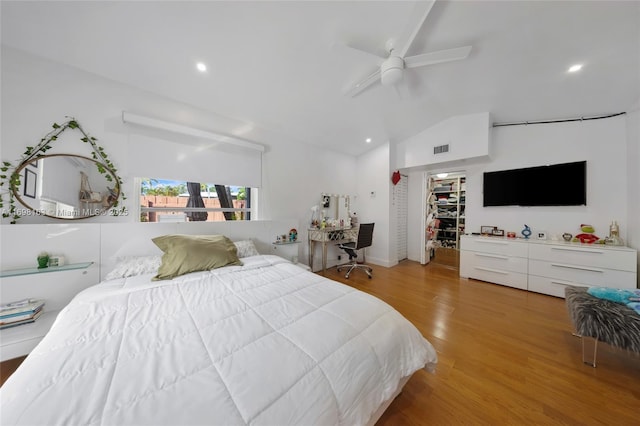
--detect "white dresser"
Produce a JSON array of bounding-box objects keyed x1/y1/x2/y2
[{"x1": 460, "y1": 235, "x2": 638, "y2": 297}]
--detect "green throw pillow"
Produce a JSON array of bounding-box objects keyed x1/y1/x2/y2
[{"x1": 152, "y1": 234, "x2": 242, "y2": 280}]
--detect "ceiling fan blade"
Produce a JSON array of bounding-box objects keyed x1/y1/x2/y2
[
  {"x1": 333, "y1": 41, "x2": 388, "y2": 61},
  {"x1": 344, "y1": 68, "x2": 381, "y2": 97},
  {"x1": 395, "y1": 0, "x2": 436, "y2": 58},
  {"x1": 404, "y1": 45, "x2": 472, "y2": 68}
]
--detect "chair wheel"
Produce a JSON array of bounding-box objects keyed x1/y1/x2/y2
[{"x1": 368, "y1": 275, "x2": 372, "y2": 279}]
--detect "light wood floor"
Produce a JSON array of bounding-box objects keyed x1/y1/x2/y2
[
  {"x1": 322, "y1": 260, "x2": 640, "y2": 426},
  {"x1": 2, "y1": 260, "x2": 639, "y2": 425}
]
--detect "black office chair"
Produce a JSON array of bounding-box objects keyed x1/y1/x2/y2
[{"x1": 336, "y1": 223, "x2": 375, "y2": 279}]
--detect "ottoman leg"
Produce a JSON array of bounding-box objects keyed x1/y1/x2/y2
[{"x1": 582, "y1": 336, "x2": 598, "y2": 367}]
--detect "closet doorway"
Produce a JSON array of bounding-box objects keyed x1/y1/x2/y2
[{"x1": 424, "y1": 171, "x2": 466, "y2": 269}]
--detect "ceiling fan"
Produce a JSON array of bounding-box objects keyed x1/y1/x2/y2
[{"x1": 340, "y1": 1, "x2": 472, "y2": 98}]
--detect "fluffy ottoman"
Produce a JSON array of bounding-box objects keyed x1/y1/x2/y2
[{"x1": 564, "y1": 286, "x2": 640, "y2": 366}]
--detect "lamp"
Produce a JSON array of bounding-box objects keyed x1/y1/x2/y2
[{"x1": 380, "y1": 56, "x2": 404, "y2": 86}]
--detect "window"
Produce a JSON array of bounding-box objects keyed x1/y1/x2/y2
[{"x1": 138, "y1": 178, "x2": 253, "y2": 222}]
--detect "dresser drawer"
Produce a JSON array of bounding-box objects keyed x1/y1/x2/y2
[
  {"x1": 527, "y1": 275, "x2": 589, "y2": 298},
  {"x1": 528, "y1": 259, "x2": 637, "y2": 288},
  {"x1": 460, "y1": 250, "x2": 528, "y2": 275},
  {"x1": 528, "y1": 243, "x2": 636, "y2": 272},
  {"x1": 463, "y1": 267, "x2": 528, "y2": 290},
  {"x1": 460, "y1": 236, "x2": 528, "y2": 257}
]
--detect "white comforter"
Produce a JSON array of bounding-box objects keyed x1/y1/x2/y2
[{"x1": 1, "y1": 255, "x2": 437, "y2": 425}]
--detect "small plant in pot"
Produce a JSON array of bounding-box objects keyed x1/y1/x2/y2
[{"x1": 37, "y1": 252, "x2": 50, "y2": 269}]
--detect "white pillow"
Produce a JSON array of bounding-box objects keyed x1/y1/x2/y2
[
  {"x1": 233, "y1": 240, "x2": 260, "y2": 258},
  {"x1": 105, "y1": 255, "x2": 163, "y2": 280}
]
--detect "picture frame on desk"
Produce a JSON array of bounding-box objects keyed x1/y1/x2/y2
[{"x1": 481, "y1": 226, "x2": 496, "y2": 236}]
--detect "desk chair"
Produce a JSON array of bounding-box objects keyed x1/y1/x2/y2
[{"x1": 336, "y1": 223, "x2": 375, "y2": 279}]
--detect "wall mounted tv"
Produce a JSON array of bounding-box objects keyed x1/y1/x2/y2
[{"x1": 483, "y1": 161, "x2": 586, "y2": 207}]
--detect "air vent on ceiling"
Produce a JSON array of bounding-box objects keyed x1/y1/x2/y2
[{"x1": 433, "y1": 144, "x2": 450, "y2": 154}]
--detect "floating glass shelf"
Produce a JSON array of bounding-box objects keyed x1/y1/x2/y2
[{"x1": 0, "y1": 262, "x2": 94, "y2": 278}]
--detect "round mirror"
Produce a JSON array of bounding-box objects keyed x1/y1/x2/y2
[{"x1": 12, "y1": 154, "x2": 121, "y2": 220}]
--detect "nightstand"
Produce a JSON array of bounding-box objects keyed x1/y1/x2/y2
[{"x1": 0, "y1": 262, "x2": 96, "y2": 361}]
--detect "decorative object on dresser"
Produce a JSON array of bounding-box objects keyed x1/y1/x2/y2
[
  {"x1": 521, "y1": 224, "x2": 532, "y2": 239},
  {"x1": 605, "y1": 220, "x2": 624, "y2": 246},
  {"x1": 460, "y1": 235, "x2": 637, "y2": 298},
  {"x1": 481, "y1": 226, "x2": 496, "y2": 236},
  {"x1": 574, "y1": 224, "x2": 599, "y2": 244}
]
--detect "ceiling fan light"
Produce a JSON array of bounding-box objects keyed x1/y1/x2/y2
[{"x1": 381, "y1": 56, "x2": 404, "y2": 85}]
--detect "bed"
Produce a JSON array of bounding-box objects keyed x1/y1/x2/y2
[{"x1": 0, "y1": 234, "x2": 437, "y2": 425}]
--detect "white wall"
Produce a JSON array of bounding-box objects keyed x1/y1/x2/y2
[
  {"x1": 465, "y1": 116, "x2": 629, "y2": 241},
  {"x1": 402, "y1": 114, "x2": 637, "y2": 266},
  {"x1": 396, "y1": 112, "x2": 490, "y2": 169},
  {"x1": 626, "y1": 107, "x2": 640, "y2": 286},
  {"x1": 5, "y1": 46, "x2": 635, "y2": 272},
  {"x1": 356, "y1": 143, "x2": 393, "y2": 267},
  {"x1": 0, "y1": 47, "x2": 358, "y2": 266}
]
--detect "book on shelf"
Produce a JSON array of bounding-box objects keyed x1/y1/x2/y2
[
  {"x1": 0, "y1": 309, "x2": 44, "y2": 329},
  {"x1": 0, "y1": 305, "x2": 44, "y2": 324},
  {"x1": 0, "y1": 299, "x2": 45, "y2": 317}
]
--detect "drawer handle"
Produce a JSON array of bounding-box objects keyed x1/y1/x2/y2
[
  {"x1": 550, "y1": 280, "x2": 589, "y2": 288},
  {"x1": 550, "y1": 246, "x2": 604, "y2": 254},
  {"x1": 550, "y1": 280, "x2": 577, "y2": 287},
  {"x1": 475, "y1": 266, "x2": 509, "y2": 275},
  {"x1": 550, "y1": 263, "x2": 604, "y2": 273},
  {"x1": 475, "y1": 253, "x2": 509, "y2": 260}
]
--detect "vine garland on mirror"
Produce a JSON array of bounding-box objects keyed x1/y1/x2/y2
[{"x1": 0, "y1": 117, "x2": 126, "y2": 223}]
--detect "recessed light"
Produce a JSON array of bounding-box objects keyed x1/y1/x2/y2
[
  {"x1": 365, "y1": 138, "x2": 372, "y2": 143},
  {"x1": 196, "y1": 62, "x2": 207, "y2": 72},
  {"x1": 437, "y1": 173, "x2": 448, "y2": 178},
  {"x1": 568, "y1": 64, "x2": 582, "y2": 73}
]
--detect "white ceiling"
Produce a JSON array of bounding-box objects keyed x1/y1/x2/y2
[{"x1": 2, "y1": 1, "x2": 639, "y2": 156}]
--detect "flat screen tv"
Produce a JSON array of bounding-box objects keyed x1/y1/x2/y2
[{"x1": 483, "y1": 161, "x2": 586, "y2": 207}]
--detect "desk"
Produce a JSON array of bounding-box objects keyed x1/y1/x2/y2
[{"x1": 308, "y1": 227, "x2": 358, "y2": 273}]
